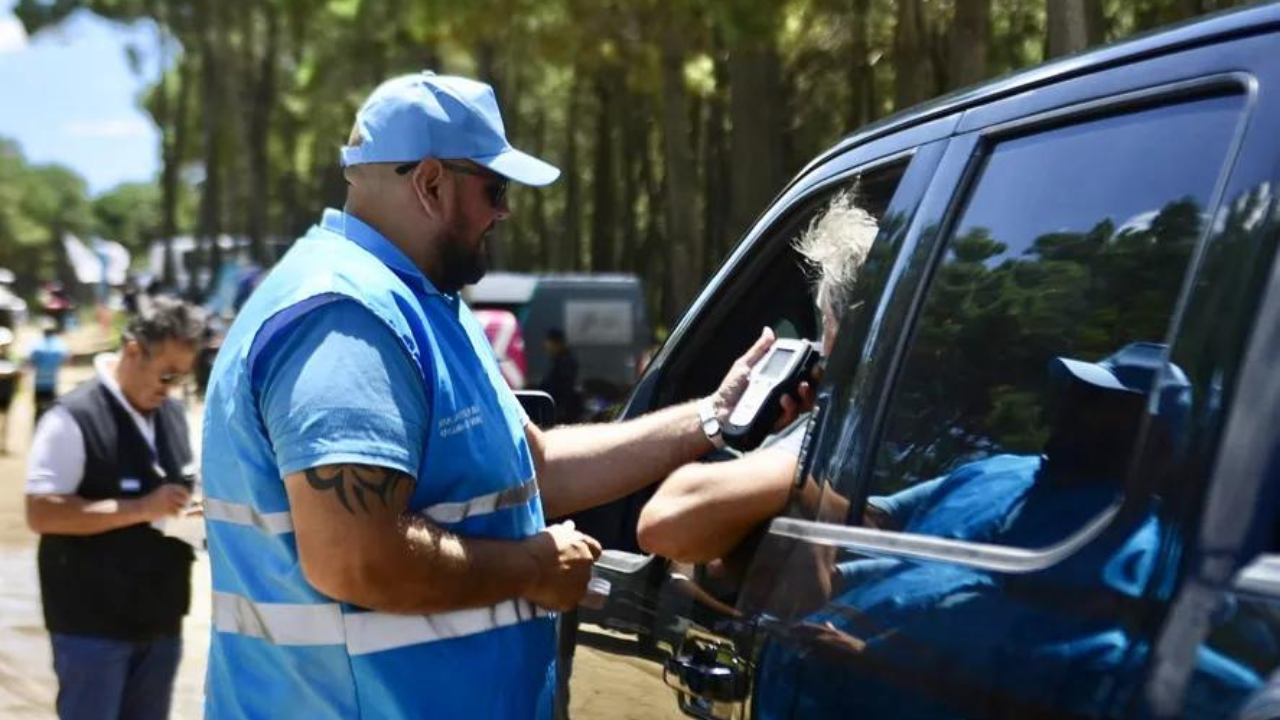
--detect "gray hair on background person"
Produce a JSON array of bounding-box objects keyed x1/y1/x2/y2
[
  {"x1": 794, "y1": 190, "x2": 880, "y2": 346},
  {"x1": 122, "y1": 295, "x2": 207, "y2": 349}
]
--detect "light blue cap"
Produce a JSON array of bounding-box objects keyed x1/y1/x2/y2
[{"x1": 340, "y1": 71, "x2": 560, "y2": 186}]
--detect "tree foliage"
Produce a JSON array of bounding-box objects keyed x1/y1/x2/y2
[
  {"x1": 0, "y1": 139, "x2": 95, "y2": 297},
  {"x1": 11, "y1": 0, "x2": 1252, "y2": 323}
]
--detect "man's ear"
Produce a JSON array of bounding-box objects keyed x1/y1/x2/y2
[
  {"x1": 410, "y1": 160, "x2": 448, "y2": 218},
  {"x1": 121, "y1": 338, "x2": 143, "y2": 361}
]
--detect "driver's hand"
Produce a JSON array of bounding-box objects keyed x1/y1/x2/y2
[
  {"x1": 706, "y1": 327, "x2": 776, "y2": 422},
  {"x1": 776, "y1": 381, "x2": 816, "y2": 431}
]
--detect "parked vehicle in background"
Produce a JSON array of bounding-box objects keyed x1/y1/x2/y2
[
  {"x1": 465, "y1": 272, "x2": 650, "y2": 419},
  {"x1": 557, "y1": 5, "x2": 1280, "y2": 720},
  {"x1": 475, "y1": 308, "x2": 529, "y2": 389}
]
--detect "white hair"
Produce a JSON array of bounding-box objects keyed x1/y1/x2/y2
[{"x1": 793, "y1": 189, "x2": 879, "y2": 322}]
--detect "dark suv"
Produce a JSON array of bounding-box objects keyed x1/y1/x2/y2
[{"x1": 557, "y1": 5, "x2": 1280, "y2": 720}]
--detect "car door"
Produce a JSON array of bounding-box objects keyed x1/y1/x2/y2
[
  {"x1": 735, "y1": 29, "x2": 1278, "y2": 720},
  {"x1": 556, "y1": 115, "x2": 956, "y2": 720}
]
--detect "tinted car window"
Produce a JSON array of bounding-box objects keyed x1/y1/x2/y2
[{"x1": 865, "y1": 94, "x2": 1244, "y2": 544}]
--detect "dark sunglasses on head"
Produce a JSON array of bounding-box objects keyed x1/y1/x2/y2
[{"x1": 395, "y1": 160, "x2": 508, "y2": 208}]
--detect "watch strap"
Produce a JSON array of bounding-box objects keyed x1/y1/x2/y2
[{"x1": 698, "y1": 397, "x2": 726, "y2": 450}]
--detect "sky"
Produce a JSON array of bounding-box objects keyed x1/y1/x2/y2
[{"x1": 0, "y1": 0, "x2": 162, "y2": 196}]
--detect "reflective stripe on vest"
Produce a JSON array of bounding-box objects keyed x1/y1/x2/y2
[
  {"x1": 212, "y1": 591, "x2": 549, "y2": 655},
  {"x1": 205, "y1": 477, "x2": 538, "y2": 536},
  {"x1": 204, "y1": 498, "x2": 295, "y2": 535},
  {"x1": 419, "y1": 477, "x2": 539, "y2": 525},
  {"x1": 343, "y1": 599, "x2": 549, "y2": 655},
  {"x1": 213, "y1": 591, "x2": 344, "y2": 646}
]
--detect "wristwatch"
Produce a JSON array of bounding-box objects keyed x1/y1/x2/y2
[{"x1": 698, "y1": 397, "x2": 726, "y2": 451}]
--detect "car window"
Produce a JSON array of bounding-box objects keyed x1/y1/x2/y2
[
  {"x1": 653, "y1": 157, "x2": 911, "y2": 410},
  {"x1": 862, "y1": 93, "x2": 1245, "y2": 546},
  {"x1": 570, "y1": 155, "x2": 912, "y2": 553}
]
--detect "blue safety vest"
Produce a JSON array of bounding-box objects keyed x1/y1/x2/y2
[{"x1": 202, "y1": 211, "x2": 553, "y2": 720}]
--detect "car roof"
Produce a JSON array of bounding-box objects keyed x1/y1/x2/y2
[
  {"x1": 796, "y1": 2, "x2": 1280, "y2": 183},
  {"x1": 467, "y1": 272, "x2": 642, "y2": 305}
]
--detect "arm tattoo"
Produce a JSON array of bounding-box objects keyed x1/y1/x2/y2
[{"x1": 304, "y1": 465, "x2": 413, "y2": 515}]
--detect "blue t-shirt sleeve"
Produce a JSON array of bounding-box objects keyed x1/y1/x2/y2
[{"x1": 254, "y1": 299, "x2": 428, "y2": 479}]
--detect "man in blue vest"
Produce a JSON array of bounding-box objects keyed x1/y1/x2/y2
[{"x1": 201, "y1": 71, "x2": 772, "y2": 720}]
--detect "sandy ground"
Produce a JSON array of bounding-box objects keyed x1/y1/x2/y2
[{"x1": 0, "y1": 325, "x2": 689, "y2": 720}]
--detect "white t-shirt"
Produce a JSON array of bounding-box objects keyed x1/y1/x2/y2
[{"x1": 25, "y1": 354, "x2": 156, "y2": 496}]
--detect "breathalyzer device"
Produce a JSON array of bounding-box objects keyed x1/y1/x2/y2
[{"x1": 722, "y1": 338, "x2": 821, "y2": 451}]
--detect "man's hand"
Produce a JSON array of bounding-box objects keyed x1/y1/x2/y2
[
  {"x1": 520, "y1": 520, "x2": 603, "y2": 611},
  {"x1": 139, "y1": 484, "x2": 192, "y2": 521},
  {"x1": 706, "y1": 327, "x2": 777, "y2": 423},
  {"x1": 776, "y1": 380, "x2": 817, "y2": 431}
]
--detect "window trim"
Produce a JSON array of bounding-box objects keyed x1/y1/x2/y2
[
  {"x1": 767, "y1": 501, "x2": 1122, "y2": 574},
  {"x1": 977, "y1": 72, "x2": 1254, "y2": 143}
]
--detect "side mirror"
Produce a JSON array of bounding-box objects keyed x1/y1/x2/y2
[{"x1": 515, "y1": 390, "x2": 557, "y2": 428}]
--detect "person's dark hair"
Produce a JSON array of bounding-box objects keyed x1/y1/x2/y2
[
  {"x1": 123, "y1": 296, "x2": 206, "y2": 349},
  {"x1": 546, "y1": 328, "x2": 566, "y2": 343}
]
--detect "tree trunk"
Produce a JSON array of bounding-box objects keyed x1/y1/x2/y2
[
  {"x1": 558, "y1": 72, "x2": 583, "y2": 271},
  {"x1": 618, "y1": 89, "x2": 642, "y2": 274},
  {"x1": 948, "y1": 0, "x2": 990, "y2": 89},
  {"x1": 726, "y1": 46, "x2": 785, "y2": 248},
  {"x1": 659, "y1": 28, "x2": 700, "y2": 317},
  {"x1": 1084, "y1": 0, "x2": 1107, "y2": 45},
  {"x1": 503, "y1": 64, "x2": 525, "y2": 269},
  {"x1": 704, "y1": 49, "x2": 732, "y2": 263},
  {"x1": 894, "y1": 0, "x2": 931, "y2": 110},
  {"x1": 849, "y1": 0, "x2": 874, "y2": 127},
  {"x1": 1047, "y1": 0, "x2": 1089, "y2": 58},
  {"x1": 196, "y1": 0, "x2": 223, "y2": 297},
  {"x1": 151, "y1": 0, "x2": 178, "y2": 288},
  {"x1": 589, "y1": 72, "x2": 617, "y2": 271},
  {"x1": 243, "y1": 2, "x2": 278, "y2": 264},
  {"x1": 1177, "y1": 0, "x2": 1207, "y2": 22},
  {"x1": 641, "y1": 150, "x2": 672, "y2": 328},
  {"x1": 529, "y1": 109, "x2": 550, "y2": 271}
]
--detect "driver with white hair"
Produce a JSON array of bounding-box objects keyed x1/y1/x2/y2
[{"x1": 638, "y1": 190, "x2": 887, "y2": 562}]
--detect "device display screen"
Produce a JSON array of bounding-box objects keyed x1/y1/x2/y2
[{"x1": 759, "y1": 348, "x2": 795, "y2": 379}]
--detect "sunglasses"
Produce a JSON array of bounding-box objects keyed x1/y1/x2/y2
[
  {"x1": 395, "y1": 160, "x2": 509, "y2": 208},
  {"x1": 133, "y1": 339, "x2": 192, "y2": 386},
  {"x1": 158, "y1": 369, "x2": 190, "y2": 386}
]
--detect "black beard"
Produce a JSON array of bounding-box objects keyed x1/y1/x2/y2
[{"x1": 436, "y1": 217, "x2": 489, "y2": 292}]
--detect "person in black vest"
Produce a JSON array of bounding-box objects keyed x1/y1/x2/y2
[{"x1": 24, "y1": 296, "x2": 205, "y2": 720}]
